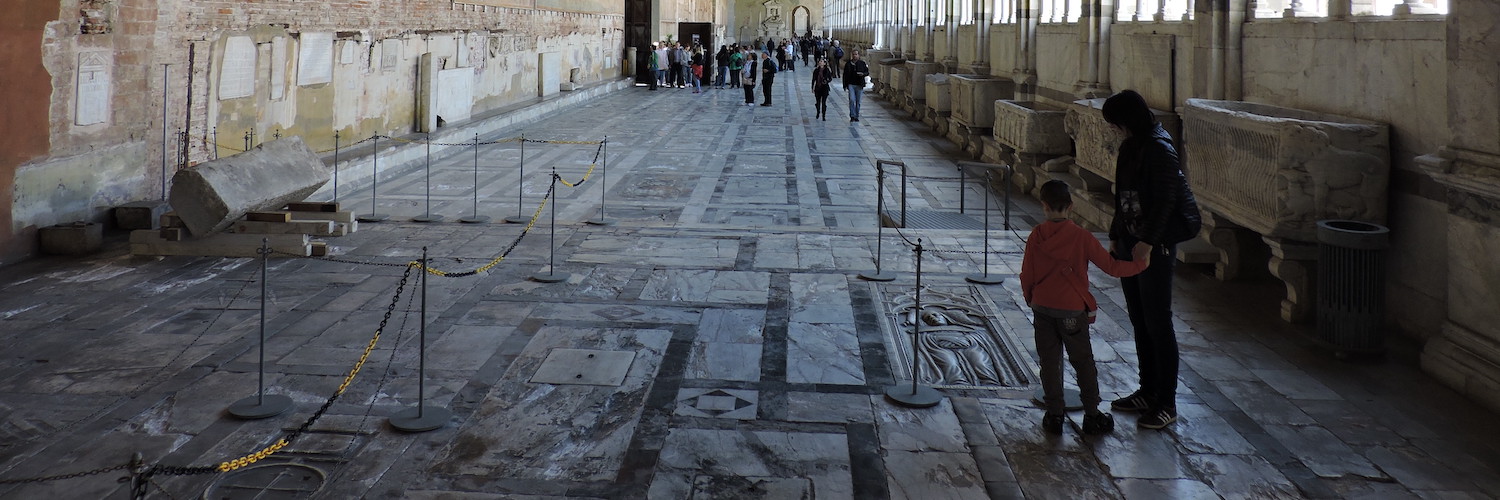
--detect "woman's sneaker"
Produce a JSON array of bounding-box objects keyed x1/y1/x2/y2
[
  {"x1": 1041, "y1": 413, "x2": 1066, "y2": 435},
  {"x1": 1082, "y1": 412, "x2": 1115, "y2": 435},
  {"x1": 1137, "y1": 407, "x2": 1178, "y2": 430},
  {"x1": 1111, "y1": 390, "x2": 1152, "y2": 412}
]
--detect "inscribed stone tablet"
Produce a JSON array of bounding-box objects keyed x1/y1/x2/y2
[
  {"x1": 270, "y1": 37, "x2": 287, "y2": 100},
  {"x1": 339, "y1": 40, "x2": 356, "y2": 65},
  {"x1": 380, "y1": 39, "x2": 401, "y2": 71},
  {"x1": 75, "y1": 52, "x2": 111, "y2": 125},
  {"x1": 220, "y1": 36, "x2": 255, "y2": 100},
  {"x1": 297, "y1": 32, "x2": 333, "y2": 85}
]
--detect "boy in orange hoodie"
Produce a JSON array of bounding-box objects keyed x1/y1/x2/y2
[{"x1": 1021, "y1": 180, "x2": 1150, "y2": 435}]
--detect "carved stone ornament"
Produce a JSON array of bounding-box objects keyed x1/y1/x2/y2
[{"x1": 880, "y1": 285, "x2": 1034, "y2": 388}]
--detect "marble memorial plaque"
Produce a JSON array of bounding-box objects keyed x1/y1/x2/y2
[
  {"x1": 530, "y1": 348, "x2": 635, "y2": 386},
  {"x1": 874, "y1": 283, "x2": 1035, "y2": 388},
  {"x1": 219, "y1": 36, "x2": 255, "y2": 100},
  {"x1": 74, "y1": 52, "x2": 110, "y2": 125},
  {"x1": 339, "y1": 40, "x2": 356, "y2": 65},
  {"x1": 297, "y1": 32, "x2": 333, "y2": 85},
  {"x1": 270, "y1": 37, "x2": 287, "y2": 100},
  {"x1": 380, "y1": 39, "x2": 401, "y2": 71}
]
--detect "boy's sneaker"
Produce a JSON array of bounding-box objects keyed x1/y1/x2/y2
[
  {"x1": 1111, "y1": 390, "x2": 1152, "y2": 412},
  {"x1": 1137, "y1": 407, "x2": 1178, "y2": 430},
  {"x1": 1041, "y1": 413, "x2": 1065, "y2": 435},
  {"x1": 1082, "y1": 412, "x2": 1115, "y2": 435}
]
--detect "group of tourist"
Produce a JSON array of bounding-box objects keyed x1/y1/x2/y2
[{"x1": 642, "y1": 36, "x2": 867, "y2": 122}]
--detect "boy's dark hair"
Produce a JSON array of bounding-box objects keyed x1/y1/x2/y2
[
  {"x1": 1039, "y1": 180, "x2": 1073, "y2": 211},
  {"x1": 1101, "y1": 89, "x2": 1157, "y2": 137}
]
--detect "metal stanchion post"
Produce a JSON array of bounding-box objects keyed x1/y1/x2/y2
[
  {"x1": 885, "y1": 238, "x2": 942, "y2": 408},
  {"x1": 228, "y1": 239, "x2": 293, "y2": 419},
  {"x1": 160, "y1": 64, "x2": 169, "y2": 201},
  {"x1": 243, "y1": 130, "x2": 252, "y2": 152},
  {"x1": 212, "y1": 127, "x2": 219, "y2": 159},
  {"x1": 359, "y1": 135, "x2": 390, "y2": 222},
  {"x1": 966, "y1": 168, "x2": 1003, "y2": 285},
  {"x1": 331, "y1": 131, "x2": 341, "y2": 203},
  {"x1": 859, "y1": 165, "x2": 895, "y2": 281},
  {"x1": 390, "y1": 248, "x2": 452, "y2": 432},
  {"x1": 531, "y1": 168, "x2": 570, "y2": 283},
  {"x1": 586, "y1": 138, "x2": 615, "y2": 226},
  {"x1": 461, "y1": 133, "x2": 491, "y2": 223},
  {"x1": 505, "y1": 133, "x2": 529, "y2": 224},
  {"x1": 413, "y1": 134, "x2": 443, "y2": 222}
]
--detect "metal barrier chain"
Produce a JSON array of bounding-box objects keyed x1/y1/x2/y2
[
  {"x1": 154, "y1": 265, "x2": 415, "y2": 476},
  {"x1": 0, "y1": 463, "x2": 129, "y2": 485}
]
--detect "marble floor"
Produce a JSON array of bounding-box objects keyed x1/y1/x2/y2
[{"x1": 2, "y1": 69, "x2": 1498, "y2": 499}]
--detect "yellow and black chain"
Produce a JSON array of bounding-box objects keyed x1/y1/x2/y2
[{"x1": 153, "y1": 264, "x2": 415, "y2": 477}]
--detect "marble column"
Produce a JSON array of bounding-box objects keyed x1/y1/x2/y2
[
  {"x1": 943, "y1": 0, "x2": 960, "y2": 72},
  {"x1": 1015, "y1": 0, "x2": 1040, "y2": 98},
  {"x1": 925, "y1": 0, "x2": 937, "y2": 62},
  {"x1": 970, "y1": 0, "x2": 991, "y2": 75},
  {"x1": 1191, "y1": 0, "x2": 1244, "y2": 100},
  {"x1": 1076, "y1": 0, "x2": 1113, "y2": 97},
  {"x1": 1417, "y1": 0, "x2": 1500, "y2": 414}
]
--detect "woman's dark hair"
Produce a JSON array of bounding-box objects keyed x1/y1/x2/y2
[{"x1": 1101, "y1": 89, "x2": 1156, "y2": 136}]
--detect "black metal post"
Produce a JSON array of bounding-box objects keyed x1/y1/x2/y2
[
  {"x1": 461, "y1": 133, "x2": 490, "y2": 223},
  {"x1": 359, "y1": 135, "x2": 389, "y2": 222},
  {"x1": 860, "y1": 164, "x2": 894, "y2": 281},
  {"x1": 413, "y1": 133, "x2": 442, "y2": 222},
  {"x1": 506, "y1": 133, "x2": 528, "y2": 223}
]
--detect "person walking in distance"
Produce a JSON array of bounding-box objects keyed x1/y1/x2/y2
[
  {"x1": 811, "y1": 58, "x2": 834, "y2": 120},
  {"x1": 742, "y1": 50, "x2": 758, "y2": 106},
  {"x1": 842, "y1": 51, "x2": 869, "y2": 122},
  {"x1": 760, "y1": 52, "x2": 778, "y2": 106},
  {"x1": 1102, "y1": 89, "x2": 1202, "y2": 431}
]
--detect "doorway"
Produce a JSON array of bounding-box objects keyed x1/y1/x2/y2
[
  {"x1": 677, "y1": 22, "x2": 713, "y2": 51},
  {"x1": 626, "y1": 0, "x2": 651, "y2": 85}
]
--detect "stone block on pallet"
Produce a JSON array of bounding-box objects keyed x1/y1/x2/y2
[{"x1": 167, "y1": 136, "x2": 331, "y2": 237}]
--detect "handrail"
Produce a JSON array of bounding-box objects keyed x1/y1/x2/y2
[{"x1": 875, "y1": 159, "x2": 908, "y2": 227}]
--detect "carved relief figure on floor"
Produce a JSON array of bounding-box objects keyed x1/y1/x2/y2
[{"x1": 894, "y1": 300, "x2": 1006, "y2": 387}]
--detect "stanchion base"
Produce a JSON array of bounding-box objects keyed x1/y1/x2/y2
[
  {"x1": 859, "y1": 271, "x2": 896, "y2": 282},
  {"x1": 412, "y1": 215, "x2": 445, "y2": 223},
  {"x1": 1032, "y1": 388, "x2": 1083, "y2": 411},
  {"x1": 585, "y1": 218, "x2": 617, "y2": 226},
  {"x1": 531, "y1": 272, "x2": 570, "y2": 283},
  {"x1": 504, "y1": 215, "x2": 530, "y2": 224},
  {"x1": 965, "y1": 273, "x2": 1004, "y2": 285},
  {"x1": 389, "y1": 406, "x2": 451, "y2": 432},
  {"x1": 227, "y1": 394, "x2": 293, "y2": 420},
  {"x1": 358, "y1": 214, "x2": 390, "y2": 223},
  {"x1": 884, "y1": 384, "x2": 943, "y2": 408},
  {"x1": 459, "y1": 216, "x2": 492, "y2": 224}
]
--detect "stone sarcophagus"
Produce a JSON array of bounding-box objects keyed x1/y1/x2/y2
[
  {"x1": 903, "y1": 61, "x2": 941, "y2": 113},
  {"x1": 1064, "y1": 97, "x2": 1182, "y2": 182},
  {"x1": 924, "y1": 74, "x2": 952, "y2": 132},
  {"x1": 949, "y1": 75, "x2": 1015, "y2": 129},
  {"x1": 993, "y1": 100, "x2": 1070, "y2": 194},
  {"x1": 1182, "y1": 99, "x2": 1391, "y2": 242},
  {"x1": 867, "y1": 51, "x2": 897, "y2": 91},
  {"x1": 877, "y1": 58, "x2": 905, "y2": 99},
  {"x1": 888, "y1": 65, "x2": 908, "y2": 101},
  {"x1": 1181, "y1": 99, "x2": 1390, "y2": 323}
]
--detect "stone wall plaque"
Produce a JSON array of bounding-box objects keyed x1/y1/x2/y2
[
  {"x1": 380, "y1": 39, "x2": 401, "y2": 71},
  {"x1": 339, "y1": 40, "x2": 357, "y2": 65},
  {"x1": 219, "y1": 36, "x2": 255, "y2": 100},
  {"x1": 270, "y1": 37, "x2": 287, "y2": 100},
  {"x1": 437, "y1": 67, "x2": 474, "y2": 124},
  {"x1": 297, "y1": 32, "x2": 333, "y2": 86},
  {"x1": 74, "y1": 52, "x2": 111, "y2": 125}
]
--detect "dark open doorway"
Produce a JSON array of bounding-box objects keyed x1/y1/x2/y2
[
  {"x1": 626, "y1": 0, "x2": 651, "y2": 85},
  {"x1": 677, "y1": 22, "x2": 713, "y2": 52}
]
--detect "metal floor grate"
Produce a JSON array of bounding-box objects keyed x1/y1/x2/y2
[{"x1": 882, "y1": 210, "x2": 987, "y2": 230}]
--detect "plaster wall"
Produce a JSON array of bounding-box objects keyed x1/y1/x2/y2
[
  {"x1": 1034, "y1": 24, "x2": 1082, "y2": 101},
  {"x1": 1107, "y1": 23, "x2": 1192, "y2": 110},
  {"x1": 5, "y1": 0, "x2": 625, "y2": 263}
]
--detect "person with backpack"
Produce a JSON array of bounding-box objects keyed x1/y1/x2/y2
[
  {"x1": 742, "y1": 49, "x2": 758, "y2": 105},
  {"x1": 831, "y1": 41, "x2": 845, "y2": 79},
  {"x1": 1101, "y1": 89, "x2": 1202, "y2": 431},
  {"x1": 728, "y1": 45, "x2": 744, "y2": 89}
]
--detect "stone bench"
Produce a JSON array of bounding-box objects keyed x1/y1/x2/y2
[{"x1": 1182, "y1": 98, "x2": 1390, "y2": 322}]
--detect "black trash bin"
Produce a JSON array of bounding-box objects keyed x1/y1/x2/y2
[{"x1": 1316, "y1": 219, "x2": 1390, "y2": 358}]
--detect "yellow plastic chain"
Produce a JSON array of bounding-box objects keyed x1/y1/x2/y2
[
  {"x1": 414, "y1": 196, "x2": 549, "y2": 277},
  {"x1": 557, "y1": 163, "x2": 598, "y2": 188},
  {"x1": 216, "y1": 438, "x2": 290, "y2": 472}
]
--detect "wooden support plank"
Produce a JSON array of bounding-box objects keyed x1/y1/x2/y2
[
  {"x1": 287, "y1": 211, "x2": 355, "y2": 224},
  {"x1": 159, "y1": 228, "x2": 184, "y2": 241},
  {"x1": 130, "y1": 230, "x2": 310, "y2": 257},
  {"x1": 286, "y1": 202, "x2": 340, "y2": 212},
  {"x1": 159, "y1": 212, "x2": 185, "y2": 229},
  {"x1": 245, "y1": 211, "x2": 292, "y2": 223},
  {"x1": 231, "y1": 219, "x2": 338, "y2": 235}
]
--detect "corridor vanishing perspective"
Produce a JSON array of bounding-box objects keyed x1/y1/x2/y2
[{"x1": 1, "y1": 70, "x2": 1497, "y2": 499}]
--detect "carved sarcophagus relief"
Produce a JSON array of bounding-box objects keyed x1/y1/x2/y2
[
  {"x1": 993, "y1": 100, "x2": 1070, "y2": 156},
  {"x1": 1064, "y1": 97, "x2": 1182, "y2": 182},
  {"x1": 1182, "y1": 99, "x2": 1390, "y2": 242},
  {"x1": 949, "y1": 74, "x2": 1015, "y2": 129}
]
